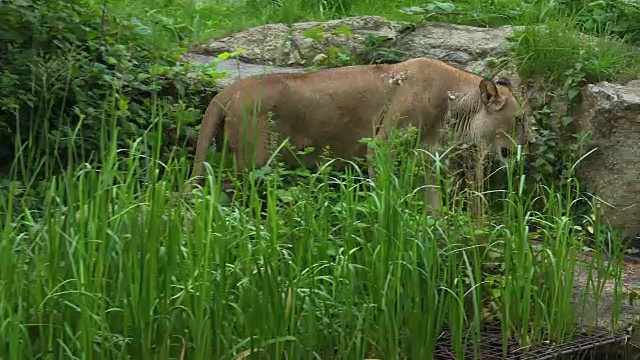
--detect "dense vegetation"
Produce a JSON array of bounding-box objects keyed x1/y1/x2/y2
[{"x1": 0, "y1": 0, "x2": 638, "y2": 359}]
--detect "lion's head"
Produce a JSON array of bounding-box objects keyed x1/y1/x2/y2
[{"x1": 450, "y1": 78, "x2": 535, "y2": 165}]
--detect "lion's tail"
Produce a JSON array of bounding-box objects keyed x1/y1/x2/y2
[{"x1": 186, "y1": 97, "x2": 226, "y2": 192}]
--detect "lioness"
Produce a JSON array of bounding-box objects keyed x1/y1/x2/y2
[{"x1": 187, "y1": 57, "x2": 530, "y2": 209}]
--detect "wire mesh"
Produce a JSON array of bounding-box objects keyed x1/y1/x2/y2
[{"x1": 433, "y1": 325, "x2": 628, "y2": 360}]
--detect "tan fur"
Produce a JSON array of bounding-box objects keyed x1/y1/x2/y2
[{"x1": 187, "y1": 57, "x2": 531, "y2": 210}]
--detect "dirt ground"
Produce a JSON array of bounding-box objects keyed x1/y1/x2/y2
[{"x1": 571, "y1": 250, "x2": 640, "y2": 343}]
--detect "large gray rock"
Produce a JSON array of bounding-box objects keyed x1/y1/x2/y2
[
  {"x1": 192, "y1": 16, "x2": 406, "y2": 66},
  {"x1": 394, "y1": 22, "x2": 516, "y2": 68},
  {"x1": 573, "y1": 80, "x2": 640, "y2": 239},
  {"x1": 188, "y1": 16, "x2": 524, "y2": 96},
  {"x1": 192, "y1": 16, "x2": 518, "y2": 72},
  {"x1": 185, "y1": 53, "x2": 305, "y2": 87}
]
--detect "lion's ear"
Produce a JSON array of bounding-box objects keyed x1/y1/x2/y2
[{"x1": 479, "y1": 79, "x2": 505, "y2": 111}]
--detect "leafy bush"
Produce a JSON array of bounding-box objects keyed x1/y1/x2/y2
[
  {"x1": 509, "y1": 20, "x2": 639, "y2": 192},
  {"x1": 0, "y1": 0, "x2": 223, "y2": 181}
]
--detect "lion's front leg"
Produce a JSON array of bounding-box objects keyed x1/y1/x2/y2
[
  {"x1": 468, "y1": 146, "x2": 489, "y2": 223},
  {"x1": 366, "y1": 145, "x2": 378, "y2": 181},
  {"x1": 426, "y1": 172, "x2": 442, "y2": 214},
  {"x1": 365, "y1": 117, "x2": 393, "y2": 181},
  {"x1": 415, "y1": 143, "x2": 445, "y2": 215}
]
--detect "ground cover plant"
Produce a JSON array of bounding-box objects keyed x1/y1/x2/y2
[{"x1": 1, "y1": 0, "x2": 637, "y2": 359}]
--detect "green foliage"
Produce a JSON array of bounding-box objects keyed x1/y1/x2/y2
[
  {"x1": 398, "y1": 0, "x2": 534, "y2": 27},
  {"x1": 557, "y1": 0, "x2": 640, "y2": 45},
  {"x1": 511, "y1": 21, "x2": 640, "y2": 89},
  {"x1": 0, "y1": 108, "x2": 625, "y2": 358},
  {"x1": 501, "y1": 8, "x2": 639, "y2": 224},
  {"x1": 0, "y1": 0, "x2": 224, "y2": 181},
  {"x1": 244, "y1": 0, "x2": 358, "y2": 24},
  {"x1": 102, "y1": 0, "x2": 239, "y2": 44},
  {"x1": 301, "y1": 25, "x2": 357, "y2": 69}
]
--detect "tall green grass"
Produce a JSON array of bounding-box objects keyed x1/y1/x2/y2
[
  {"x1": 102, "y1": 0, "x2": 640, "y2": 41},
  {"x1": 102, "y1": 0, "x2": 535, "y2": 44},
  {"x1": 0, "y1": 89, "x2": 625, "y2": 359},
  {"x1": 511, "y1": 19, "x2": 640, "y2": 88}
]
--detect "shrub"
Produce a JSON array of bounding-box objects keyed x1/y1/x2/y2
[{"x1": 0, "y1": 0, "x2": 224, "y2": 181}]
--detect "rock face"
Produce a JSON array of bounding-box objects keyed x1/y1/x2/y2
[
  {"x1": 573, "y1": 80, "x2": 640, "y2": 239},
  {"x1": 192, "y1": 16, "x2": 406, "y2": 66},
  {"x1": 393, "y1": 22, "x2": 516, "y2": 68},
  {"x1": 185, "y1": 53, "x2": 305, "y2": 88},
  {"x1": 191, "y1": 16, "x2": 519, "y2": 80}
]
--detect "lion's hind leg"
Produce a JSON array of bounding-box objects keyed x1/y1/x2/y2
[{"x1": 223, "y1": 114, "x2": 273, "y2": 200}]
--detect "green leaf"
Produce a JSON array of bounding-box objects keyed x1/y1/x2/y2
[
  {"x1": 331, "y1": 25, "x2": 352, "y2": 36},
  {"x1": 303, "y1": 27, "x2": 326, "y2": 41},
  {"x1": 399, "y1": 6, "x2": 426, "y2": 15},
  {"x1": 118, "y1": 98, "x2": 128, "y2": 111},
  {"x1": 277, "y1": 189, "x2": 294, "y2": 203},
  {"x1": 567, "y1": 87, "x2": 580, "y2": 100},
  {"x1": 217, "y1": 51, "x2": 232, "y2": 60},
  {"x1": 434, "y1": 2, "x2": 456, "y2": 11}
]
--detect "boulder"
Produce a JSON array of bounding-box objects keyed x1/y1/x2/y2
[
  {"x1": 185, "y1": 53, "x2": 305, "y2": 88},
  {"x1": 573, "y1": 79, "x2": 640, "y2": 239},
  {"x1": 393, "y1": 22, "x2": 516, "y2": 69},
  {"x1": 192, "y1": 16, "x2": 406, "y2": 66},
  {"x1": 189, "y1": 16, "x2": 525, "y2": 95},
  {"x1": 192, "y1": 16, "x2": 520, "y2": 76}
]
